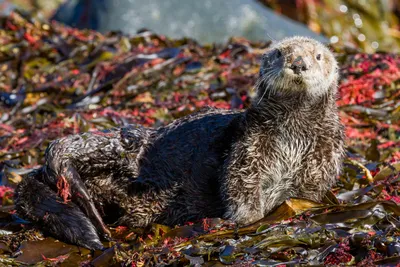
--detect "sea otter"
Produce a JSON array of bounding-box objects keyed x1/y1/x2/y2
[{"x1": 15, "y1": 36, "x2": 345, "y2": 250}]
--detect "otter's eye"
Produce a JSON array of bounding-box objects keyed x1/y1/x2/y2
[
  {"x1": 276, "y1": 50, "x2": 282, "y2": 58},
  {"x1": 316, "y1": 54, "x2": 321, "y2": 60}
]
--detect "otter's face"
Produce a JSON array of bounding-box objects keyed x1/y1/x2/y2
[{"x1": 259, "y1": 36, "x2": 338, "y2": 97}]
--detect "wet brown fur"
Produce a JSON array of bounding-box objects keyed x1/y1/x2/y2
[{"x1": 15, "y1": 36, "x2": 345, "y2": 249}]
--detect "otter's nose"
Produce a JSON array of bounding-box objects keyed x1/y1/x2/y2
[{"x1": 290, "y1": 56, "x2": 308, "y2": 74}]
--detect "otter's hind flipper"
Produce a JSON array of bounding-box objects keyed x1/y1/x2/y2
[
  {"x1": 38, "y1": 126, "x2": 150, "y2": 240},
  {"x1": 15, "y1": 170, "x2": 103, "y2": 250}
]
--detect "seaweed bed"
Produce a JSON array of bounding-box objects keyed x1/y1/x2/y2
[{"x1": 0, "y1": 12, "x2": 400, "y2": 266}]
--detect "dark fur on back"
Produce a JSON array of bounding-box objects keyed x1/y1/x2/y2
[{"x1": 15, "y1": 36, "x2": 345, "y2": 249}]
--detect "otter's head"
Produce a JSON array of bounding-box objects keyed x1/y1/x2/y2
[{"x1": 257, "y1": 36, "x2": 338, "y2": 100}]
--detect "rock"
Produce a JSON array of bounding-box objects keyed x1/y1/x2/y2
[{"x1": 52, "y1": 0, "x2": 326, "y2": 43}]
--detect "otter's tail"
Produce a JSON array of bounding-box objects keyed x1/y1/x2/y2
[{"x1": 14, "y1": 169, "x2": 103, "y2": 250}]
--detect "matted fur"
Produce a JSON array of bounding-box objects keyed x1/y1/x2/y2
[{"x1": 15, "y1": 36, "x2": 345, "y2": 249}]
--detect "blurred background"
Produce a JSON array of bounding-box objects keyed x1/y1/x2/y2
[
  {"x1": 0, "y1": 2, "x2": 400, "y2": 265},
  {"x1": 0, "y1": 0, "x2": 399, "y2": 52}
]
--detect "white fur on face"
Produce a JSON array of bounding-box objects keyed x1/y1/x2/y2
[{"x1": 258, "y1": 36, "x2": 338, "y2": 99}]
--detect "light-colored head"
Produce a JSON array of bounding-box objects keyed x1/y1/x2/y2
[{"x1": 257, "y1": 36, "x2": 338, "y2": 101}]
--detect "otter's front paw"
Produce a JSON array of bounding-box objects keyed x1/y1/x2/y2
[{"x1": 225, "y1": 207, "x2": 264, "y2": 226}]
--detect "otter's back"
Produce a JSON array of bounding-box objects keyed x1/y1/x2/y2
[{"x1": 135, "y1": 108, "x2": 243, "y2": 222}]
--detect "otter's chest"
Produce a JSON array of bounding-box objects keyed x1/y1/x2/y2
[{"x1": 252, "y1": 127, "x2": 316, "y2": 183}]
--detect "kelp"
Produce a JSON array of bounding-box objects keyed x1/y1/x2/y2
[{"x1": 0, "y1": 12, "x2": 399, "y2": 266}]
